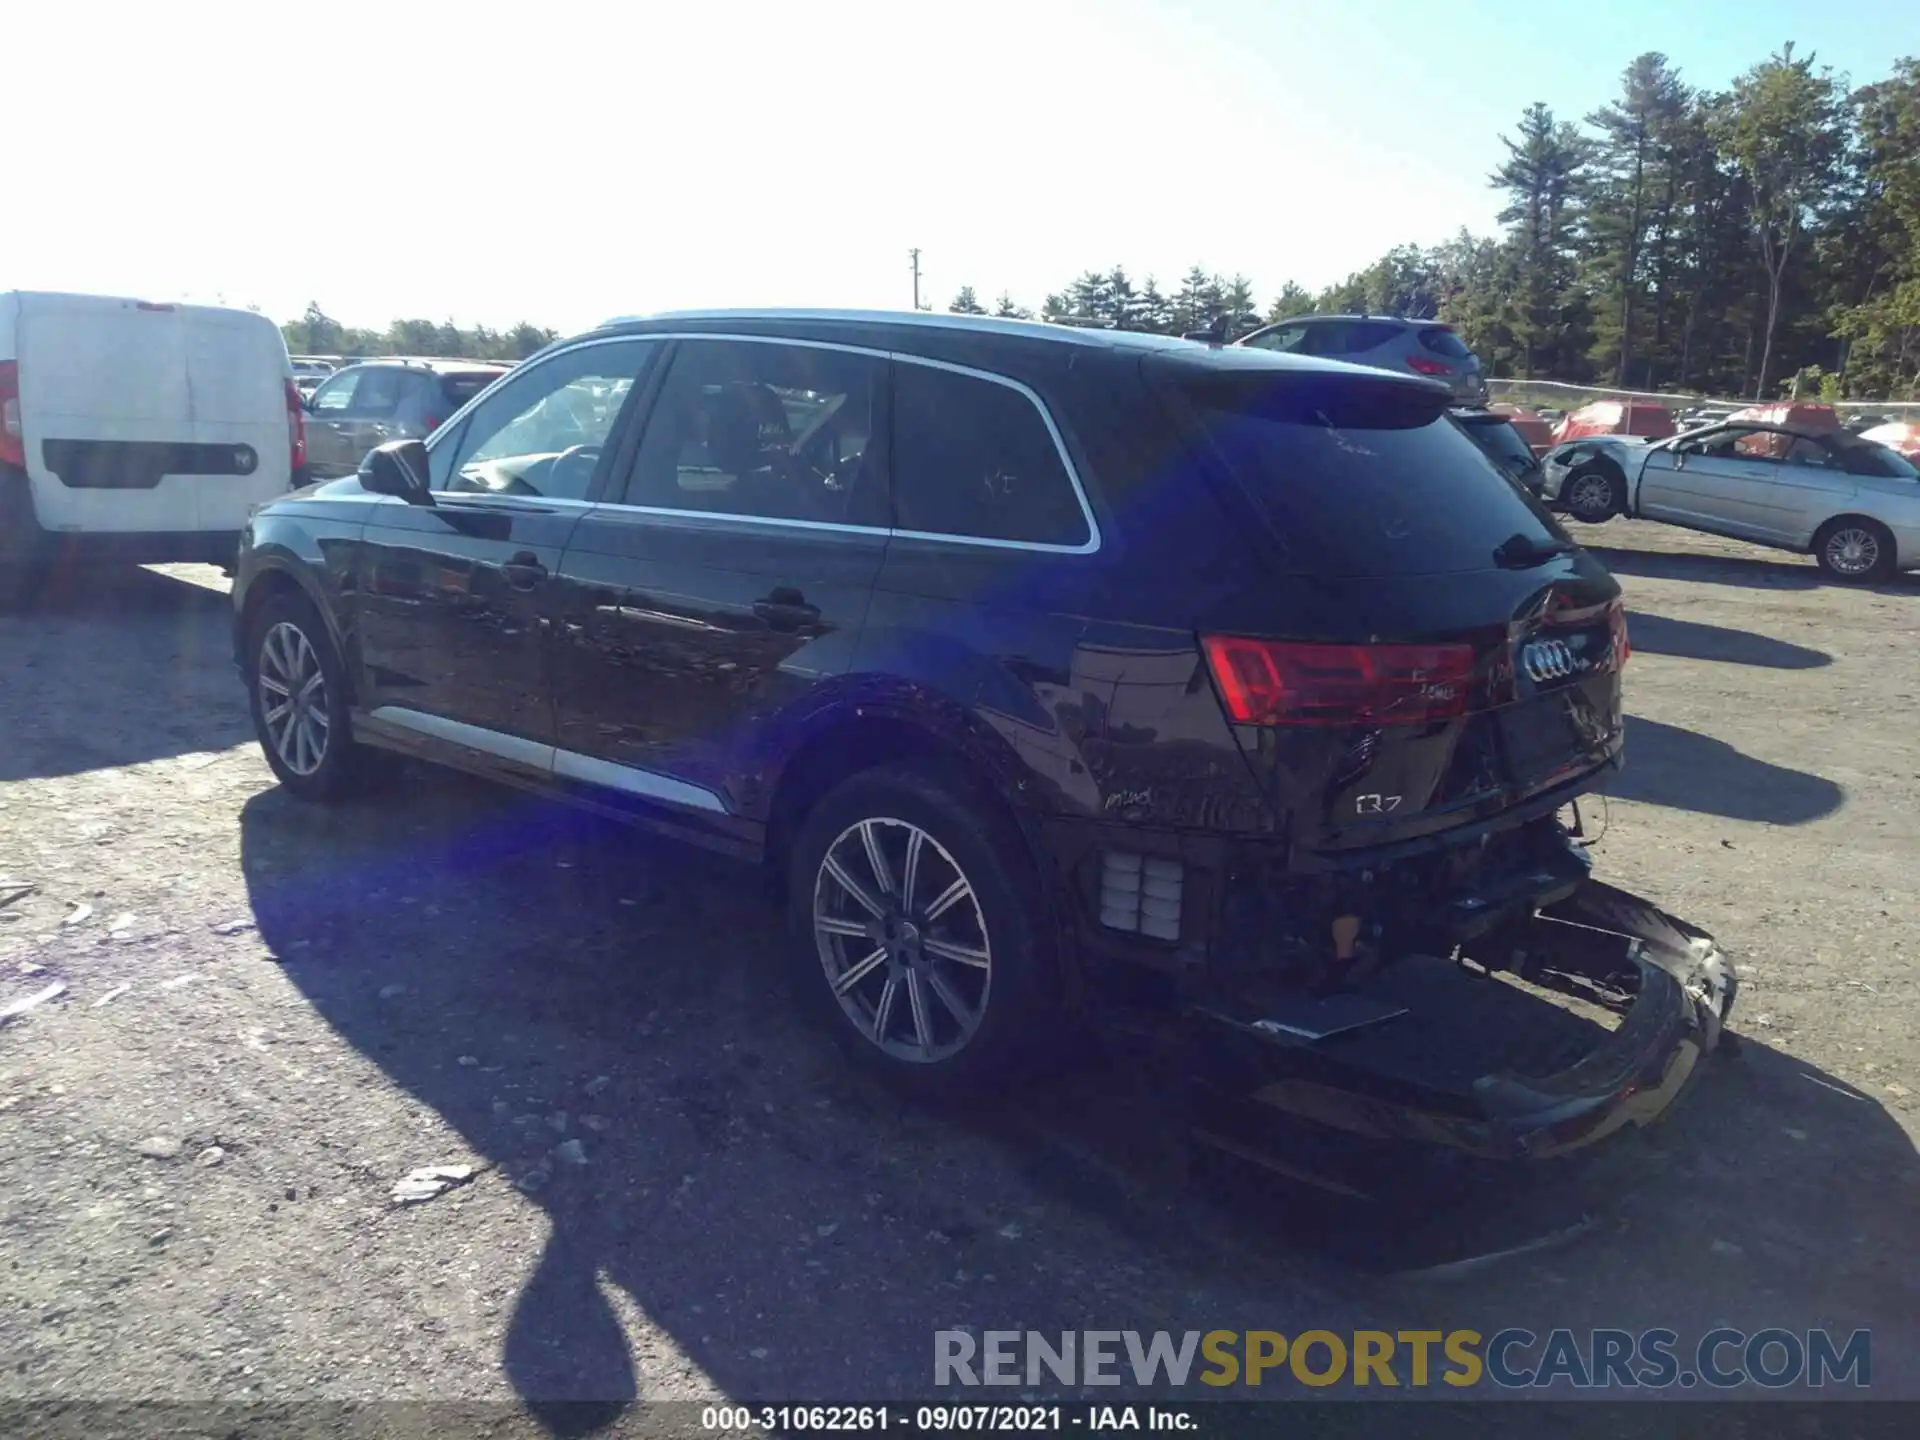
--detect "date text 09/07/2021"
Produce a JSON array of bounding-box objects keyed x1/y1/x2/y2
[{"x1": 701, "y1": 1405, "x2": 1192, "y2": 1432}]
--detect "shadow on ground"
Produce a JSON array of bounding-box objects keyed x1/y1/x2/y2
[
  {"x1": 1589, "y1": 544, "x2": 1920, "y2": 596},
  {"x1": 1624, "y1": 610, "x2": 1831, "y2": 670},
  {"x1": 0, "y1": 565, "x2": 246, "y2": 781},
  {"x1": 237, "y1": 766, "x2": 1915, "y2": 1424},
  {"x1": 1607, "y1": 716, "x2": 1844, "y2": 825}
]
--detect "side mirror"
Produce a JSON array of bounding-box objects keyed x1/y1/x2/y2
[{"x1": 358, "y1": 438, "x2": 434, "y2": 505}]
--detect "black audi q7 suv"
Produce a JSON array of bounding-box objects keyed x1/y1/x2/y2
[{"x1": 232, "y1": 309, "x2": 1732, "y2": 1177}]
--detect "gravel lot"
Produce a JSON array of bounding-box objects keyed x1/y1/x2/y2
[{"x1": 2, "y1": 520, "x2": 1916, "y2": 1419}]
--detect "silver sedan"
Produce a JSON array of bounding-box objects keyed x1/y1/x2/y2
[{"x1": 1541, "y1": 421, "x2": 1920, "y2": 582}]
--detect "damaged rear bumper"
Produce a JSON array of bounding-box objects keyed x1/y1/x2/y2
[{"x1": 1150, "y1": 878, "x2": 1735, "y2": 1192}]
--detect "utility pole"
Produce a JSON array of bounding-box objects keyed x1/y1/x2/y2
[{"x1": 909, "y1": 248, "x2": 924, "y2": 311}]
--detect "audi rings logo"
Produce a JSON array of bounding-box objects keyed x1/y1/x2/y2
[{"x1": 1521, "y1": 638, "x2": 1583, "y2": 683}]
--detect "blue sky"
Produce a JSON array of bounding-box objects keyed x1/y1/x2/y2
[{"x1": 5, "y1": 0, "x2": 1913, "y2": 332}]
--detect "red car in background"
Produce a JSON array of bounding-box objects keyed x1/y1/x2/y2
[
  {"x1": 1726, "y1": 402, "x2": 1840, "y2": 458},
  {"x1": 1489, "y1": 403, "x2": 1557, "y2": 454},
  {"x1": 1552, "y1": 399, "x2": 1677, "y2": 446}
]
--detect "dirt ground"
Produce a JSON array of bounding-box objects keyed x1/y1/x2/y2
[{"x1": 2, "y1": 520, "x2": 1917, "y2": 1421}]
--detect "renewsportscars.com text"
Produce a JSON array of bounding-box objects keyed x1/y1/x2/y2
[{"x1": 935, "y1": 1328, "x2": 1871, "y2": 1391}]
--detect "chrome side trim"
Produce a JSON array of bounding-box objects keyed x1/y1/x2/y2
[
  {"x1": 551, "y1": 749, "x2": 729, "y2": 814},
  {"x1": 366, "y1": 706, "x2": 729, "y2": 816},
  {"x1": 368, "y1": 707, "x2": 554, "y2": 772}
]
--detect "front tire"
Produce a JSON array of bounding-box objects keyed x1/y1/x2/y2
[
  {"x1": 786, "y1": 761, "x2": 1056, "y2": 1099},
  {"x1": 1813, "y1": 517, "x2": 1895, "y2": 583},
  {"x1": 1563, "y1": 465, "x2": 1623, "y2": 524},
  {"x1": 245, "y1": 593, "x2": 374, "y2": 800}
]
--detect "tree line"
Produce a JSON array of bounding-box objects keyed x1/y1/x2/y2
[
  {"x1": 281, "y1": 303, "x2": 558, "y2": 364},
  {"x1": 951, "y1": 47, "x2": 1920, "y2": 402}
]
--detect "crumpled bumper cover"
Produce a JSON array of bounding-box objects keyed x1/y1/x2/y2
[{"x1": 1179, "y1": 879, "x2": 1736, "y2": 1177}]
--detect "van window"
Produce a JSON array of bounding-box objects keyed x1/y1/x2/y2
[
  {"x1": 625, "y1": 339, "x2": 884, "y2": 527},
  {"x1": 890, "y1": 363, "x2": 1089, "y2": 547},
  {"x1": 1173, "y1": 372, "x2": 1566, "y2": 578}
]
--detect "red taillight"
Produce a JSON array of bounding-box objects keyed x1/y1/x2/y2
[
  {"x1": 1406, "y1": 355, "x2": 1452, "y2": 377},
  {"x1": 1201, "y1": 636, "x2": 1475, "y2": 727},
  {"x1": 284, "y1": 379, "x2": 307, "y2": 472},
  {"x1": 0, "y1": 361, "x2": 23, "y2": 469},
  {"x1": 1608, "y1": 600, "x2": 1630, "y2": 670}
]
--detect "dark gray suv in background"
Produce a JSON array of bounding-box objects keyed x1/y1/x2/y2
[
  {"x1": 302, "y1": 358, "x2": 510, "y2": 479},
  {"x1": 1236, "y1": 314, "x2": 1489, "y2": 404}
]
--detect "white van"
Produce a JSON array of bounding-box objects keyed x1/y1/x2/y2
[{"x1": 1, "y1": 291, "x2": 302, "y2": 604}]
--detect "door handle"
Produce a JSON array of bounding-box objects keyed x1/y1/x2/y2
[
  {"x1": 501, "y1": 552, "x2": 547, "y2": 589},
  {"x1": 753, "y1": 590, "x2": 820, "y2": 631}
]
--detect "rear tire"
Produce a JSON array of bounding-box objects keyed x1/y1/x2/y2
[
  {"x1": 245, "y1": 592, "x2": 378, "y2": 801},
  {"x1": 785, "y1": 760, "x2": 1057, "y2": 1100},
  {"x1": 1562, "y1": 465, "x2": 1623, "y2": 524},
  {"x1": 1812, "y1": 517, "x2": 1895, "y2": 583}
]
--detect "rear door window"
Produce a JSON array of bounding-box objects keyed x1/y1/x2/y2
[
  {"x1": 890, "y1": 363, "x2": 1091, "y2": 548},
  {"x1": 347, "y1": 368, "x2": 408, "y2": 418},
  {"x1": 624, "y1": 339, "x2": 884, "y2": 527},
  {"x1": 1167, "y1": 370, "x2": 1565, "y2": 577},
  {"x1": 1341, "y1": 321, "x2": 1406, "y2": 353}
]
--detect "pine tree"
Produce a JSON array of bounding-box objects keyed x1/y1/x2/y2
[
  {"x1": 948, "y1": 286, "x2": 986, "y2": 314},
  {"x1": 1491, "y1": 102, "x2": 1591, "y2": 377},
  {"x1": 1174, "y1": 266, "x2": 1224, "y2": 331}
]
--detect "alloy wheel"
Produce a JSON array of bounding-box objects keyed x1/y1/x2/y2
[
  {"x1": 1566, "y1": 472, "x2": 1614, "y2": 521},
  {"x1": 1822, "y1": 526, "x2": 1880, "y2": 578},
  {"x1": 257, "y1": 621, "x2": 331, "y2": 776},
  {"x1": 812, "y1": 817, "x2": 992, "y2": 1064}
]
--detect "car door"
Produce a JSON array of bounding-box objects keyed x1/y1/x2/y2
[
  {"x1": 1772, "y1": 436, "x2": 1860, "y2": 545},
  {"x1": 1634, "y1": 426, "x2": 1781, "y2": 538},
  {"x1": 350, "y1": 337, "x2": 661, "y2": 775},
  {"x1": 547, "y1": 335, "x2": 889, "y2": 823},
  {"x1": 303, "y1": 367, "x2": 404, "y2": 478}
]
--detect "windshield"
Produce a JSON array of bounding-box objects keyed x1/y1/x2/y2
[
  {"x1": 1175, "y1": 375, "x2": 1569, "y2": 578},
  {"x1": 1458, "y1": 415, "x2": 1537, "y2": 470}
]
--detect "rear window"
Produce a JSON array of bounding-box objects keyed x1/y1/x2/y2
[
  {"x1": 1832, "y1": 436, "x2": 1920, "y2": 479},
  {"x1": 1418, "y1": 327, "x2": 1472, "y2": 359},
  {"x1": 1175, "y1": 374, "x2": 1565, "y2": 578},
  {"x1": 440, "y1": 372, "x2": 498, "y2": 406}
]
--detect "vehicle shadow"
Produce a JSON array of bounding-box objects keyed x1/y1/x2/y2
[
  {"x1": 0, "y1": 564, "x2": 249, "y2": 782},
  {"x1": 1588, "y1": 543, "x2": 1920, "y2": 596},
  {"x1": 1607, "y1": 716, "x2": 1844, "y2": 825},
  {"x1": 1624, "y1": 610, "x2": 1831, "y2": 670},
  {"x1": 238, "y1": 765, "x2": 1917, "y2": 1420}
]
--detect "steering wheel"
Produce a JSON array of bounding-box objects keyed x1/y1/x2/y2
[{"x1": 548, "y1": 443, "x2": 602, "y2": 495}]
